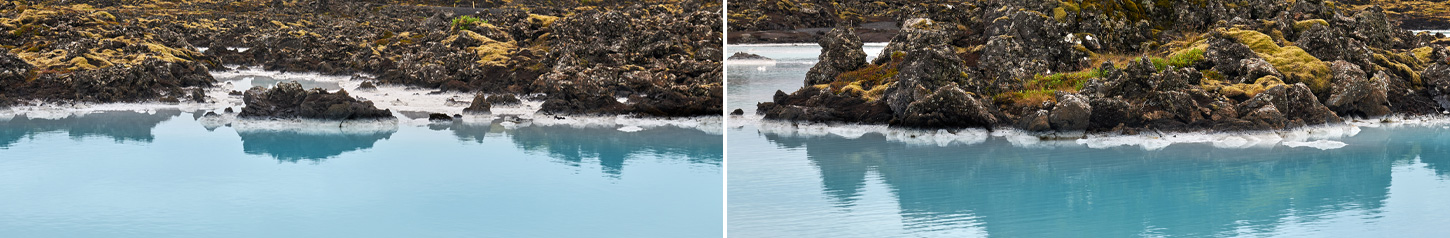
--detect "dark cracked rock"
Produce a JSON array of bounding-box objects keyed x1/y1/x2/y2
[
  {"x1": 1325, "y1": 61, "x2": 1392, "y2": 117},
  {"x1": 1238, "y1": 83, "x2": 1342, "y2": 125},
  {"x1": 463, "y1": 93, "x2": 491, "y2": 114},
  {"x1": 883, "y1": 46, "x2": 973, "y2": 116},
  {"x1": 240, "y1": 81, "x2": 393, "y2": 120},
  {"x1": 1049, "y1": 92, "x2": 1092, "y2": 132},
  {"x1": 897, "y1": 83, "x2": 997, "y2": 129},
  {"x1": 804, "y1": 27, "x2": 869, "y2": 86}
]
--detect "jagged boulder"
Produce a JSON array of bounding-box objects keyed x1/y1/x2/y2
[
  {"x1": 1425, "y1": 56, "x2": 1450, "y2": 110},
  {"x1": 1238, "y1": 83, "x2": 1341, "y2": 125},
  {"x1": 1296, "y1": 23, "x2": 1375, "y2": 71},
  {"x1": 240, "y1": 81, "x2": 392, "y2": 120},
  {"x1": 979, "y1": 9, "x2": 1087, "y2": 84},
  {"x1": 1049, "y1": 92, "x2": 1092, "y2": 131},
  {"x1": 1088, "y1": 97, "x2": 1132, "y2": 129},
  {"x1": 486, "y1": 94, "x2": 522, "y2": 105},
  {"x1": 873, "y1": 18, "x2": 955, "y2": 65},
  {"x1": 804, "y1": 27, "x2": 868, "y2": 85},
  {"x1": 1325, "y1": 61, "x2": 1391, "y2": 117},
  {"x1": 1205, "y1": 37, "x2": 1264, "y2": 83},
  {"x1": 897, "y1": 83, "x2": 996, "y2": 128},
  {"x1": 463, "y1": 93, "x2": 491, "y2": 113},
  {"x1": 882, "y1": 46, "x2": 972, "y2": 116}
]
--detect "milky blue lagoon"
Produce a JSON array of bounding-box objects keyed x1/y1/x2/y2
[
  {"x1": 0, "y1": 109, "x2": 722, "y2": 237},
  {"x1": 727, "y1": 44, "x2": 1450, "y2": 237}
]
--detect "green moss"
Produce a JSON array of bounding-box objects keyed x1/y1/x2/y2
[
  {"x1": 1292, "y1": 19, "x2": 1328, "y2": 33},
  {"x1": 1412, "y1": 46, "x2": 1435, "y2": 65},
  {"x1": 1219, "y1": 75, "x2": 1285, "y2": 99},
  {"x1": 450, "y1": 16, "x2": 487, "y2": 31},
  {"x1": 1149, "y1": 48, "x2": 1204, "y2": 71},
  {"x1": 1224, "y1": 29, "x2": 1332, "y2": 95},
  {"x1": 830, "y1": 52, "x2": 905, "y2": 102}
]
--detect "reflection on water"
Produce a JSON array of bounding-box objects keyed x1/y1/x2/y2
[
  {"x1": 730, "y1": 124, "x2": 1450, "y2": 237},
  {"x1": 434, "y1": 120, "x2": 723, "y2": 177},
  {"x1": 0, "y1": 110, "x2": 181, "y2": 148},
  {"x1": 0, "y1": 110, "x2": 722, "y2": 237},
  {"x1": 237, "y1": 130, "x2": 395, "y2": 162}
]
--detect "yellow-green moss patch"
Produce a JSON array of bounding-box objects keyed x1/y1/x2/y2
[{"x1": 1224, "y1": 29, "x2": 1332, "y2": 95}]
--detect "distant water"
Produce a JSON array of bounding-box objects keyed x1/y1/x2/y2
[
  {"x1": 726, "y1": 44, "x2": 1450, "y2": 237},
  {"x1": 1414, "y1": 30, "x2": 1450, "y2": 35},
  {"x1": 0, "y1": 110, "x2": 722, "y2": 237}
]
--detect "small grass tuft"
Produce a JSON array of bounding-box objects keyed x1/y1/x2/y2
[{"x1": 451, "y1": 16, "x2": 487, "y2": 31}]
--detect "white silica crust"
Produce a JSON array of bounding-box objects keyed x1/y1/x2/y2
[
  {"x1": 734, "y1": 114, "x2": 1450, "y2": 150},
  {"x1": 2, "y1": 69, "x2": 721, "y2": 134}
]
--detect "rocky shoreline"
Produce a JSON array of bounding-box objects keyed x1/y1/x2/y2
[
  {"x1": 729, "y1": 0, "x2": 1450, "y2": 44},
  {"x1": 0, "y1": 0, "x2": 722, "y2": 119},
  {"x1": 753, "y1": 0, "x2": 1450, "y2": 135}
]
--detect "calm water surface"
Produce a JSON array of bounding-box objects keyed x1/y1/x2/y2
[
  {"x1": 726, "y1": 44, "x2": 1450, "y2": 237},
  {"x1": 0, "y1": 110, "x2": 722, "y2": 237}
]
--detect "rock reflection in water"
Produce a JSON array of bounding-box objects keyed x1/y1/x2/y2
[
  {"x1": 0, "y1": 110, "x2": 181, "y2": 148},
  {"x1": 236, "y1": 130, "x2": 395, "y2": 162},
  {"x1": 436, "y1": 119, "x2": 723, "y2": 177},
  {"x1": 752, "y1": 125, "x2": 1450, "y2": 237}
]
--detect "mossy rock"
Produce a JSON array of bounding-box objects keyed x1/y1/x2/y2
[
  {"x1": 1219, "y1": 75, "x2": 1285, "y2": 100},
  {"x1": 1292, "y1": 19, "x2": 1328, "y2": 33},
  {"x1": 1223, "y1": 29, "x2": 1332, "y2": 96}
]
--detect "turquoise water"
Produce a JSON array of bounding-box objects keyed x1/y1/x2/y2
[
  {"x1": 0, "y1": 110, "x2": 722, "y2": 237},
  {"x1": 726, "y1": 44, "x2": 1450, "y2": 237}
]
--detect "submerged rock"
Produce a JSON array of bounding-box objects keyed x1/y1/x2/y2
[{"x1": 239, "y1": 81, "x2": 392, "y2": 120}]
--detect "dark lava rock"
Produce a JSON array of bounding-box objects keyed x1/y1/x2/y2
[
  {"x1": 1049, "y1": 92, "x2": 1092, "y2": 132},
  {"x1": 897, "y1": 83, "x2": 997, "y2": 128},
  {"x1": 485, "y1": 94, "x2": 522, "y2": 106},
  {"x1": 728, "y1": 52, "x2": 772, "y2": 60},
  {"x1": 804, "y1": 27, "x2": 868, "y2": 85},
  {"x1": 883, "y1": 46, "x2": 972, "y2": 116},
  {"x1": 1088, "y1": 97, "x2": 1133, "y2": 129},
  {"x1": 239, "y1": 81, "x2": 392, "y2": 120},
  {"x1": 1426, "y1": 52, "x2": 1450, "y2": 111},
  {"x1": 356, "y1": 81, "x2": 377, "y2": 91},
  {"x1": 1325, "y1": 61, "x2": 1392, "y2": 117},
  {"x1": 463, "y1": 93, "x2": 491, "y2": 113},
  {"x1": 1238, "y1": 83, "x2": 1342, "y2": 125},
  {"x1": 730, "y1": 108, "x2": 744, "y2": 115},
  {"x1": 224, "y1": 107, "x2": 234, "y2": 113},
  {"x1": 428, "y1": 113, "x2": 453, "y2": 121},
  {"x1": 1016, "y1": 109, "x2": 1052, "y2": 132},
  {"x1": 874, "y1": 18, "x2": 956, "y2": 65}
]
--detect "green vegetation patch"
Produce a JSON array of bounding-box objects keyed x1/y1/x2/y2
[
  {"x1": 451, "y1": 16, "x2": 487, "y2": 31},
  {"x1": 1149, "y1": 48, "x2": 1204, "y2": 71},
  {"x1": 826, "y1": 52, "x2": 906, "y2": 102},
  {"x1": 1223, "y1": 29, "x2": 1332, "y2": 95},
  {"x1": 996, "y1": 68, "x2": 1104, "y2": 106}
]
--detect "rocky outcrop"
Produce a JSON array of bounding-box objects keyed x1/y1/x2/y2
[
  {"x1": 0, "y1": 1, "x2": 722, "y2": 118},
  {"x1": 883, "y1": 46, "x2": 972, "y2": 116},
  {"x1": 463, "y1": 93, "x2": 491, "y2": 113},
  {"x1": 1049, "y1": 92, "x2": 1092, "y2": 132},
  {"x1": 804, "y1": 27, "x2": 868, "y2": 85},
  {"x1": 239, "y1": 81, "x2": 393, "y2": 120},
  {"x1": 728, "y1": 52, "x2": 772, "y2": 60},
  {"x1": 1324, "y1": 61, "x2": 1391, "y2": 117},
  {"x1": 759, "y1": 0, "x2": 1450, "y2": 134},
  {"x1": 897, "y1": 83, "x2": 997, "y2": 128}
]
